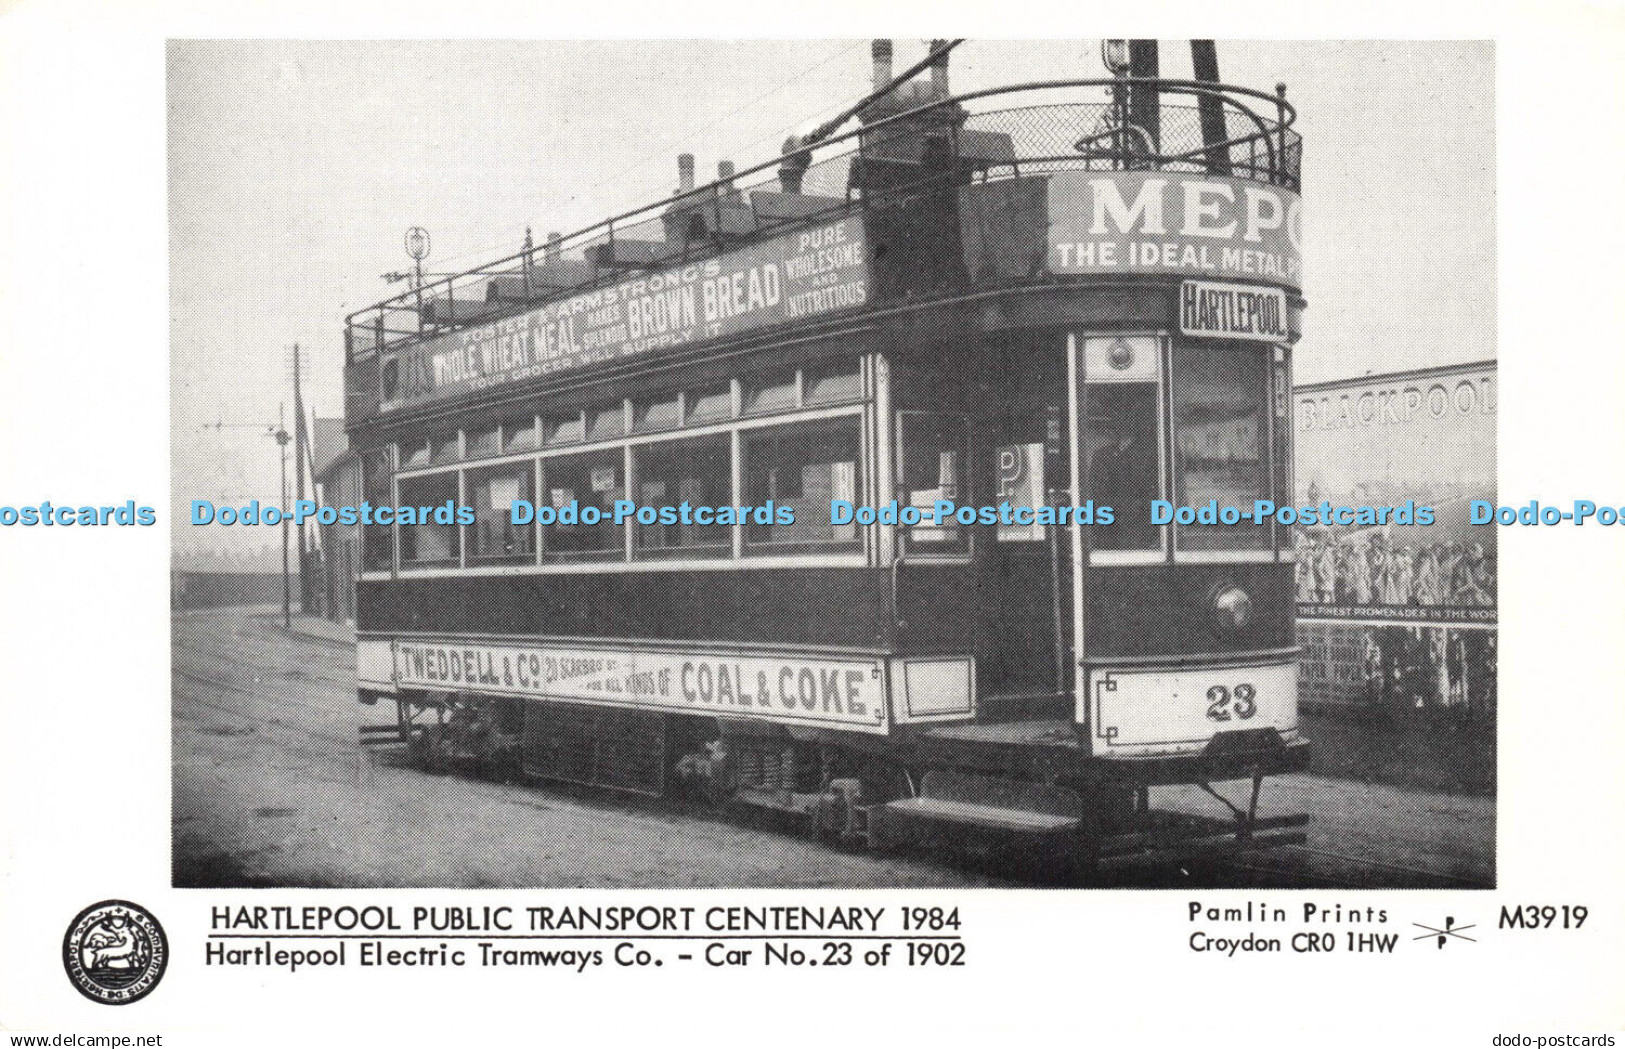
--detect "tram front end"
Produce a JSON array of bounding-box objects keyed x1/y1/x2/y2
[{"x1": 1070, "y1": 329, "x2": 1309, "y2": 781}]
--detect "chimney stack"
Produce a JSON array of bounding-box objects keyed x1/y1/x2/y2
[
  {"x1": 677, "y1": 153, "x2": 696, "y2": 194},
  {"x1": 545, "y1": 232, "x2": 561, "y2": 264},
  {"x1": 929, "y1": 38, "x2": 949, "y2": 96},
  {"x1": 871, "y1": 39, "x2": 893, "y2": 91},
  {"x1": 717, "y1": 160, "x2": 738, "y2": 201}
]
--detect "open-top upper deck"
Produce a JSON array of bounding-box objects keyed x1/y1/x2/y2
[{"x1": 344, "y1": 76, "x2": 1302, "y2": 428}]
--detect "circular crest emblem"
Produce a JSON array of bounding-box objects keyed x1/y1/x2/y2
[{"x1": 62, "y1": 901, "x2": 168, "y2": 1004}]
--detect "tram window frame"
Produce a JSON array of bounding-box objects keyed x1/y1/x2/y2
[
  {"x1": 466, "y1": 461, "x2": 536, "y2": 564},
  {"x1": 630, "y1": 432, "x2": 733, "y2": 560},
  {"x1": 742, "y1": 367, "x2": 799, "y2": 415},
  {"x1": 741, "y1": 414, "x2": 864, "y2": 555},
  {"x1": 430, "y1": 432, "x2": 462, "y2": 464},
  {"x1": 466, "y1": 425, "x2": 501, "y2": 459},
  {"x1": 633, "y1": 391, "x2": 683, "y2": 433},
  {"x1": 368, "y1": 361, "x2": 874, "y2": 578},
  {"x1": 543, "y1": 410, "x2": 586, "y2": 446},
  {"x1": 396, "y1": 471, "x2": 462, "y2": 566},
  {"x1": 686, "y1": 381, "x2": 734, "y2": 425},
  {"x1": 895, "y1": 410, "x2": 973, "y2": 557},
  {"x1": 401, "y1": 438, "x2": 432, "y2": 468},
  {"x1": 1168, "y1": 339, "x2": 1274, "y2": 559},
  {"x1": 360, "y1": 447, "x2": 395, "y2": 572},
  {"x1": 503, "y1": 415, "x2": 539, "y2": 453},
  {"x1": 539, "y1": 446, "x2": 627, "y2": 563},
  {"x1": 1079, "y1": 334, "x2": 1169, "y2": 567},
  {"x1": 1272, "y1": 345, "x2": 1293, "y2": 558},
  {"x1": 586, "y1": 401, "x2": 628, "y2": 441},
  {"x1": 804, "y1": 357, "x2": 863, "y2": 407}
]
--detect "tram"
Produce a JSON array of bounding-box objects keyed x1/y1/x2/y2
[{"x1": 343, "y1": 39, "x2": 1310, "y2": 870}]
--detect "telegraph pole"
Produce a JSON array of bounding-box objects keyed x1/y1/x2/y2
[
  {"x1": 278, "y1": 403, "x2": 292, "y2": 630},
  {"x1": 291, "y1": 343, "x2": 310, "y2": 614},
  {"x1": 200, "y1": 413, "x2": 294, "y2": 624}
]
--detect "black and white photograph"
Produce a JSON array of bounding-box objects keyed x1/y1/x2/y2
[
  {"x1": 168, "y1": 38, "x2": 1494, "y2": 889},
  {"x1": 5, "y1": 5, "x2": 1625, "y2": 1043}
]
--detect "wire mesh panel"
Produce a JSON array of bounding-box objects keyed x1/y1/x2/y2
[{"x1": 960, "y1": 100, "x2": 1301, "y2": 188}]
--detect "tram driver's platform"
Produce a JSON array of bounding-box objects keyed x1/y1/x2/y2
[
  {"x1": 918, "y1": 718, "x2": 1081, "y2": 748},
  {"x1": 912, "y1": 715, "x2": 1312, "y2": 787},
  {"x1": 872, "y1": 728, "x2": 1312, "y2": 865}
]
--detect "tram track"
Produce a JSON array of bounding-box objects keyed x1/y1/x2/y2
[
  {"x1": 173, "y1": 665, "x2": 358, "y2": 749},
  {"x1": 1219, "y1": 844, "x2": 1487, "y2": 889},
  {"x1": 1283, "y1": 844, "x2": 1486, "y2": 888},
  {"x1": 175, "y1": 633, "x2": 357, "y2": 694}
]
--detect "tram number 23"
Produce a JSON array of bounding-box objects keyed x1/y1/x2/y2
[{"x1": 1206, "y1": 683, "x2": 1258, "y2": 722}]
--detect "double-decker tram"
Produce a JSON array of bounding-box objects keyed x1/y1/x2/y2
[{"x1": 343, "y1": 39, "x2": 1310, "y2": 872}]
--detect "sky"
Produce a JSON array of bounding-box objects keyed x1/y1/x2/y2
[{"x1": 167, "y1": 39, "x2": 1495, "y2": 560}]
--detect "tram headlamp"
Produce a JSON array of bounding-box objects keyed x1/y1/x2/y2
[
  {"x1": 1102, "y1": 40, "x2": 1131, "y2": 77},
  {"x1": 1212, "y1": 585, "x2": 1254, "y2": 632}
]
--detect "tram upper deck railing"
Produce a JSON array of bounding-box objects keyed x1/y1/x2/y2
[{"x1": 345, "y1": 78, "x2": 1300, "y2": 380}]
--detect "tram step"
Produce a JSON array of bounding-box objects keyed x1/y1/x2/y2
[
  {"x1": 359, "y1": 724, "x2": 415, "y2": 747},
  {"x1": 871, "y1": 770, "x2": 1083, "y2": 840},
  {"x1": 874, "y1": 796, "x2": 1080, "y2": 834}
]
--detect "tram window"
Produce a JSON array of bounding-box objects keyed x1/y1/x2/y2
[
  {"x1": 633, "y1": 392, "x2": 682, "y2": 433},
  {"x1": 361, "y1": 449, "x2": 393, "y2": 571},
  {"x1": 804, "y1": 358, "x2": 862, "y2": 405},
  {"x1": 402, "y1": 440, "x2": 431, "y2": 468},
  {"x1": 504, "y1": 416, "x2": 538, "y2": 453},
  {"x1": 543, "y1": 411, "x2": 584, "y2": 446},
  {"x1": 687, "y1": 382, "x2": 733, "y2": 424},
  {"x1": 1171, "y1": 342, "x2": 1271, "y2": 551},
  {"x1": 898, "y1": 412, "x2": 971, "y2": 554},
  {"x1": 1085, "y1": 384, "x2": 1161, "y2": 552},
  {"x1": 397, "y1": 473, "x2": 461, "y2": 565},
  {"x1": 541, "y1": 449, "x2": 625, "y2": 560},
  {"x1": 743, "y1": 368, "x2": 798, "y2": 415},
  {"x1": 467, "y1": 463, "x2": 535, "y2": 562},
  {"x1": 743, "y1": 417, "x2": 862, "y2": 552},
  {"x1": 586, "y1": 402, "x2": 626, "y2": 440},
  {"x1": 467, "y1": 426, "x2": 501, "y2": 458},
  {"x1": 632, "y1": 434, "x2": 732, "y2": 558},
  {"x1": 430, "y1": 433, "x2": 460, "y2": 464}
]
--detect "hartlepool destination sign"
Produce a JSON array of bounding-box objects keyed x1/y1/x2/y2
[
  {"x1": 1179, "y1": 279, "x2": 1290, "y2": 341},
  {"x1": 385, "y1": 216, "x2": 869, "y2": 411}
]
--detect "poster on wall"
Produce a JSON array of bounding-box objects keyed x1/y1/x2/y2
[{"x1": 1294, "y1": 361, "x2": 1497, "y2": 716}]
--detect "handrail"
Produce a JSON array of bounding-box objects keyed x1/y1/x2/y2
[{"x1": 346, "y1": 77, "x2": 1299, "y2": 349}]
